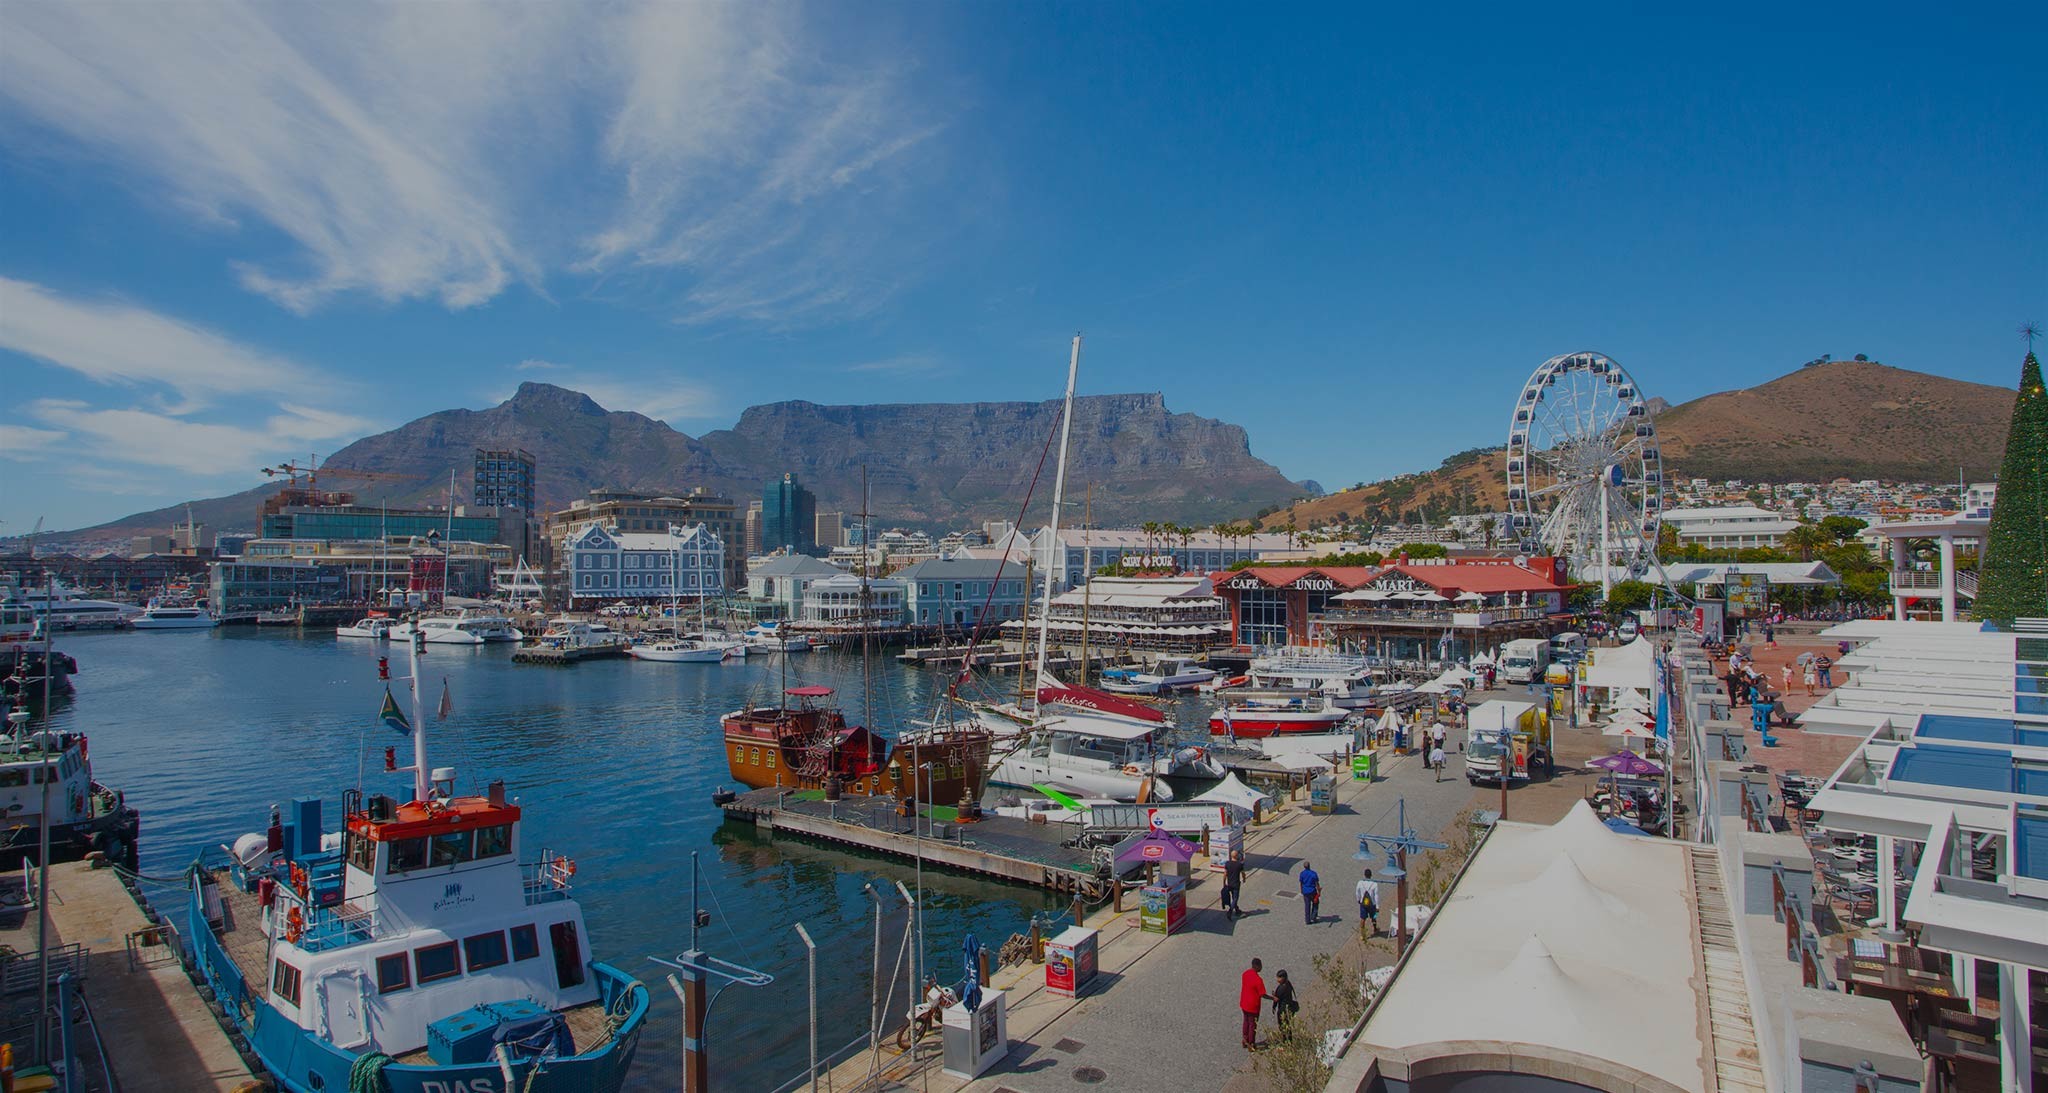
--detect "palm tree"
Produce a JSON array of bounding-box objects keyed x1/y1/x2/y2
[
  {"x1": 1285, "y1": 519, "x2": 1300, "y2": 553},
  {"x1": 1141, "y1": 521, "x2": 1160, "y2": 564},
  {"x1": 1782, "y1": 524, "x2": 1828, "y2": 563}
]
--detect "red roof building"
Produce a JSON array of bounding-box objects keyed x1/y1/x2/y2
[
  {"x1": 1210, "y1": 566, "x2": 1382, "y2": 648},
  {"x1": 1210, "y1": 557, "x2": 1575, "y2": 660}
]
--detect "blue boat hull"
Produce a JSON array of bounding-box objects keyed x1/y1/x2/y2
[{"x1": 187, "y1": 882, "x2": 648, "y2": 1093}]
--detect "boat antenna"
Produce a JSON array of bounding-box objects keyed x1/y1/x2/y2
[{"x1": 1034, "y1": 334, "x2": 1081, "y2": 689}]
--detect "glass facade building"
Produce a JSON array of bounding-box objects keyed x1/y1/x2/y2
[
  {"x1": 761, "y1": 473, "x2": 818, "y2": 557},
  {"x1": 473, "y1": 448, "x2": 535, "y2": 511}
]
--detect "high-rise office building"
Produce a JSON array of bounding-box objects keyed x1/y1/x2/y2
[
  {"x1": 814, "y1": 511, "x2": 845, "y2": 551},
  {"x1": 474, "y1": 449, "x2": 536, "y2": 511},
  {"x1": 760, "y1": 473, "x2": 818, "y2": 556},
  {"x1": 744, "y1": 502, "x2": 764, "y2": 557}
]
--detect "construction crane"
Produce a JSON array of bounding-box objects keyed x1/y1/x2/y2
[{"x1": 261, "y1": 455, "x2": 423, "y2": 490}]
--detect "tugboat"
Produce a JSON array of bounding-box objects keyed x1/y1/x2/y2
[
  {"x1": 721, "y1": 685, "x2": 991, "y2": 804},
  {"x1": 0, "y1": 706, "x2": 140, "y2": 869},
  {"x1": 187, "y1": 633, "x2": 649, "y2": 1093}
]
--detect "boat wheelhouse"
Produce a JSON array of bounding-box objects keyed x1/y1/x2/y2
[
  {"x1": 396, "y1": 611, "x2": 522, "y2": 645},
  {"x1": 337, "y1": 613, "x2": 395, "y2": 640},
  {"x1": 0, "y1": 720, "x2": 139, "y2": 869},
  {"x1": 720, "y1": 686, "x2": 989, "y2": 805}
]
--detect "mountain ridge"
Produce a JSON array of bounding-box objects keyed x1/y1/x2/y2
[
  {"x1": 1260, "y1": 359, "x2": 2014, "y2": 529},
  {"x1": 58, "y1": 383, "x2": 1311, "y2": 539}
]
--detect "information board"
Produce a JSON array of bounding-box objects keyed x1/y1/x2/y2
[{"x1": 1724, "y1": 573, "x2": 1769, "y2": 619}]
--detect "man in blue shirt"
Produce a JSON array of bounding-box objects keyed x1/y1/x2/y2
[{"x1": 1298, "y1": 861, "x2": 1321, "y2": 925}]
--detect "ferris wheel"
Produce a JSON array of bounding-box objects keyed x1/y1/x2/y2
[{"x1": 1503, "y1": 351, "x2": 1665, "y2": 598}]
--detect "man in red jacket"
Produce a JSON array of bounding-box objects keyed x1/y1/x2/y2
[{"x1": 1240, "y1": 957, "x2": 1268, "y2": 1049}]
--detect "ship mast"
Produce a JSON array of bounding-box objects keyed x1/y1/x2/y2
[{"x1": 1033, "y1": 335, "x2": 1082, "y2": 688}]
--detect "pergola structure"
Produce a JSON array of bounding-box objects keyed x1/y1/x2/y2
[{"x1": 1866, "y1": 516, "x2": 1989, "y2": 623}]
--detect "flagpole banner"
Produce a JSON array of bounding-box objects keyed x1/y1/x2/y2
[{"x1": 381, "y1": 686, "x2": 412, "y2": 735}]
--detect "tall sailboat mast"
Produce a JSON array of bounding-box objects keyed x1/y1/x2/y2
[
  {"x1": 1033, "y1": 335, "x2": 1082, "y2": 686},
  {"x1": 406, "y1": 630, "x2": 430, "y2": 802}
]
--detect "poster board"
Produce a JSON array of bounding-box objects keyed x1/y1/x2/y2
[{"x1": 1724, "y1": 572, "x2": 1769, "y2": 619}]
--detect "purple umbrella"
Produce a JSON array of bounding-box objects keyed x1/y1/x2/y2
[
  {"x1": 1115, "y1": 830, "x2": 1201, "y2": 864},
  {"x1": 1586, "y1": 750, "x2": 1665, "y2": 776}
]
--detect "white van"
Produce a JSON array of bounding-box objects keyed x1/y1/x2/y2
[
  {"x1": 1617, "y1": 618, "x2": 1641, "y2": 642},
  {"x1": 1549, "y1": 632, "x2": 1586, "y2": 661}
]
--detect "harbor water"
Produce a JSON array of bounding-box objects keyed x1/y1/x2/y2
[{"x1": 43, "y1": 628, "x2": 1104, "y2": 1090}]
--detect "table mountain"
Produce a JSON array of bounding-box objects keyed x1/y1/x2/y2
[{"x1": 65, "y1": 383, "x2": 1310, "y2": 539}]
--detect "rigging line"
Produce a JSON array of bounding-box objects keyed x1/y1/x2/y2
[
  {"x1": 927, "y1": 398, "x2": 1067, "y2": 721},
  {"x1": 701, "y1": 861, "x2": 760, "y2": 970}
]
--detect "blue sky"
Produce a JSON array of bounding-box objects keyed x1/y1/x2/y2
[{"x1": 2, "y1": 3, "x2": 2042, "y2": 531}]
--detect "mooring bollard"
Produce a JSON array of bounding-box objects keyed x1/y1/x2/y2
[
  {"x1": 1071, "y1": 894, "x2": 1085, "y2": 929},
  {"x1": 1201, "y1": 824, "x2": 1211, "y2": 856},
  {"x1": 1113, "y1": 881, "x2": 1124, "y2": 914},
  {"x1": 1030, "y1": 917, "x2": 1044, "y2": 962}
]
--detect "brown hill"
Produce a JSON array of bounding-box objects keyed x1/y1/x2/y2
[{"x1": 1263, "y1": 360, "x2": 2013, "y2": 530}]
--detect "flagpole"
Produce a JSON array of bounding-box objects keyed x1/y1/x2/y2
[{"x1": 407, "y1": 629, "x2": 430, "y2": 802}]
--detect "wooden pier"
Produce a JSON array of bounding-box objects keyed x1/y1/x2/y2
[
  {"x1": 720, "y1": 789, "x2": 1113, "y2": 898},
  {"x1": 0, "y1": 861, "x2": 255, "y2": 1091},
  {"x1": 510, "y1": 643, "x2": 629, "y2": 665}
]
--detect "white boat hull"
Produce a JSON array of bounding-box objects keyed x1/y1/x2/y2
[
  {"x1": 986, "y1": 754, "x2": 1172, "y2": 802},
  {"x1": 335, "y1": 623, "x2": 391, "y2": 640},
  {"x1": 629, "y1": 644, "x2": 728, "y2": 662},
  {"x1": 132, "y1": 613, "x2": 218, "y2": 629}
]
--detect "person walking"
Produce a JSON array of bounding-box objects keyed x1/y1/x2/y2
[
  {"x1": 1817, "y1": 654, "x2": 1834, "y2": 688},
  {"x1": 1239, "y1": 958, "x2": 1268, "y2": 1050},
  {"x1": 1802, "y1": 660, "x2": 1818, "y2": 696},
  {"x1": 1764, "y1": 623, "x2": 1776, "y2": 648},
  {"x1": 1723, "y1": 666, "x2": 1744, "y2": 708},
  {"x1": 1430, "y1": 742, "x2": 1448, "y2": 781},
  {"x1": 1298, "y1": 861, "x2": 1321, "y2": 925},
  {"x1": 1272, "y1": 970, "x2": 1299, "y2": 1040},
  {"x1": 1780, "y1": 662, "x2": 1794, "y2": 694},
  {"x1": 1222, "y1": 850, "x2": 1244, "y2": 920},
  {"x1": 1357, "y1": 869, "x2": 1379, "y2": 938}
]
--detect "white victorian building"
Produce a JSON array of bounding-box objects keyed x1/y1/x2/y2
[{"x1": 562, "y1": 523, "x2": 725, "y2": 606}]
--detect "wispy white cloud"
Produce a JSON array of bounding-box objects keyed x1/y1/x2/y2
[
  {"x1": 0, "y1": 3, "x2": 950, "y2": 322},
  {"x1": 0, "y1": 424, "x2": 67, "y2": 456},
  {"x1": 843, "y1": 353, "x2": 949, "y2": 376},
  {"x1": 0, "y1": 277, "x2": 314, "y2": 409},
  {"x1": 30, "y1": 398, "x2": 374, "y2": 477},
  {"x1": 514, "y1": 359, "x2": 564, "y2": 372}
]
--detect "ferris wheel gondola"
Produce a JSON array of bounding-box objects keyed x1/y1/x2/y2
[{"x1": 1504, "y1": 351, "x2": 1666, "y2": 599}]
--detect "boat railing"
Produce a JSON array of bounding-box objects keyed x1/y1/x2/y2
[
  {"x1": 288, "y1": 889, "x2": 381, "y2": 954},
  {"x1": 523, "y1": 849, "x2": 576, "y2": 906}
]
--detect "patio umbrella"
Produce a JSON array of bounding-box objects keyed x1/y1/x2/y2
[
  {"x1": 1795, "y1": 651, "x2": 1816, "y2": 664},
  {"x1": 1455, "y1": 591, "x2": 1485, "y2": 603},
  {"x1": 1586, "y1": 750, "x2": 1665, "y2": 776},
  {"x1": 1114, "y1": 829, "x2": 1200, "y2": 865}
]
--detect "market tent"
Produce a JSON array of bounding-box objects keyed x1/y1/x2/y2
[
  {"x1": 1416, "y1": 668, "x2": 1471, "y2": 694},
  {"x1": 1194, "y1": 773, "x2": 1275, "y2": 812},
  {"x1": 1275, "y1": 751, "x2": 1338, "y2": 771},
  {"x1": 1581, "y1": 637, "x2": 1657, "y2": 698},
  {"x1": 1470, "y1": 650, "x2": 1495, "y2": 666}
]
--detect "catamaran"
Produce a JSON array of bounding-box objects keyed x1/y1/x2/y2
[{"x1": 187, "y1": 632, "x2": 649, "y2": 1093}]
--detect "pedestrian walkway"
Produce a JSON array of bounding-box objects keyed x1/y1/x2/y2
[{"x1": 941, "y1": 747, "x2": 1476, "y2": 1093}]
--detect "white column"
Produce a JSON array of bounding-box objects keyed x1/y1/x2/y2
[
  {"x1": 1937, "y1": 535, "x2": 1957, "y2": 623},
  {"x1": 1891, "y1": 537, "x2": 1911, "y2": 621},
  {"x1": 1958, "y1": 954, "x2": 1978, "y2": 1014},
  {"x1": 1875, "y1": 835, "x2": 1898, "y2": 932},
  {"x1": 2000, "y1": 963, "x2": 2034, "y2": 1093}
]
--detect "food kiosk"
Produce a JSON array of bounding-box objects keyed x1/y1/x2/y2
[{"x1": 1139, "y1": 875, "x2": 1187, "y2": 935}]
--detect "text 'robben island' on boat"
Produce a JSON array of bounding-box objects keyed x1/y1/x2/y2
[{"x1": 187, "y1": 635, "x2": 648, "y2": 1093}]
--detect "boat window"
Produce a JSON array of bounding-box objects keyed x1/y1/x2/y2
[
  {"x1": 464, "y1": 931, "x2": 509, "y2": 971},
  {"x1": 473, "y1": 824, "x2": 512, "y2": 860},
  {"x1": 1029, "y1": 736, "x2": 1051, "y2": 758},
  {"x1": 511, "y1": 923, "x2": 540, "y2": 962},
  {"x1": 346, "y1": 833, "x2": 376, "y2": 873},
  {"x1": 429, "y1": 830, "x2": 474, "y2": 868},
  {"x1": 414, "y1": 941, "x2": 461, "y2": 984},
  {"x1": 749, "y1": 747, "x2": 760, "y2": 765},
  {"x1": 549, "y1": 921, "x2": 586, "y2": 989},
  {"x1": 387, "y1": 838, "x2": 428, "y2": 874},
  {"x1": 375, "y1": 953, "x2": 410, "y2": 994},
  {"x1": 0, "y1": 770, "x2": 24, "y2": 788},
  {"x1": 272, "y1": 959, "x2": 303, "y2": 1006},
  {"x1": 766, "y1": 749, "x2": 777, "y2": 769},
  {"x1": 731, "y1": 745, "x2": 744, "y2": 763}
]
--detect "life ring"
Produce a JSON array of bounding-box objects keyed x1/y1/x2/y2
[
  {"x1": 1122, "y1": 764, "x2": 1142, "y2": 777},
  {"x1": 551, "y1": 858, "x2": 576, "y2": 888},
  {"x1": 284, "y1": 906, "x2": 303, "y2": 944},
  {"x1": 71, "y1": 790, "x2": 86, "y2": 817}
]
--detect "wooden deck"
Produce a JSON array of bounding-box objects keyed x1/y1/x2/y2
[{"x1": 721, "y1": 788, "x2": 1112, "y2": 897}]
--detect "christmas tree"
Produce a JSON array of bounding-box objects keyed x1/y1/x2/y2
[{"x1": 1973, "y1": 348, "x2": 2047, "y2": 621}]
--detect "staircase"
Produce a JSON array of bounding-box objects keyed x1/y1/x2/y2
[{"x1": 1690, "y1": 846, "x2": 1768, "y2": 1093}]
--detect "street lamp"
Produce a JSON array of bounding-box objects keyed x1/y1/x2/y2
[{"x1": 1497, "y1": 727, "x2": 1513, "y2": 821}]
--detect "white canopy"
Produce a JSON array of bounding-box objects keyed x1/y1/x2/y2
[
  {"x1": 1275, "y1": 751, "x2": 1338, "y2": 771},
  {"x1": 1193, "y1": 772, "x2": 1276, "y2": 812},
  {"x1": 1455, "y1": 591, "x2": 1485, "y2": 602},
  {"x1": 1354, "y1": 804, "x2": 1704, "y2": 1092},
  {"x1": 1416, "y1": 667, "x2": 1474, "y2": 694},
  {"x1": 1374, "y1": 709, "x2": 1404, "y2": 735},
  {"x1": 1580, "y1": 636, "x2": 1657, "y2": 694},
  {"x1": 1334, "y1": 588, "x2": 1391, "y2": 602}
]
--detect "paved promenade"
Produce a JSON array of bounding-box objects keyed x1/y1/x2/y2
[{"x1": 819, "y1": 743, "x2": 1483, "y2": 1092}]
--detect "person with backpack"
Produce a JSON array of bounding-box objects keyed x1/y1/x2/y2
[
  {"x1": 1298, "y1": 861, "x2": 1321, "y2": 925},
  {"x1": 1356, "y1": 868, "x2": 1379, "y2": 937}
]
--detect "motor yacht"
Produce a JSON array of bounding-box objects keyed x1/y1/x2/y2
[
  {"x1": 627, "y1": 637, "x2": 731, "y2": 663},
  {"x1": 336, "y1": 614, "x2": 394, "y2": 640},
  {"x1": 534, "y1": 618, "x2": 628, "y2": 653},
  {"x1": 1246, "y1": 647, "x2": 1377, "y2": 709},
  {"x1": 1097, "y1": 655, "x2": 1218, "y2": 695},
  {"x1": 1207, "y1": 689, "x2": 1350, "y2": 738},
  {"x1": 394, "y1": 611, "x2": 522, "y2": 645},
  {"x1": 986, "y1": 683, "x2": 1221, "y2": 802},
  {"x1": 131, "y1": 603, "x2": 219, "y2": 629}
]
